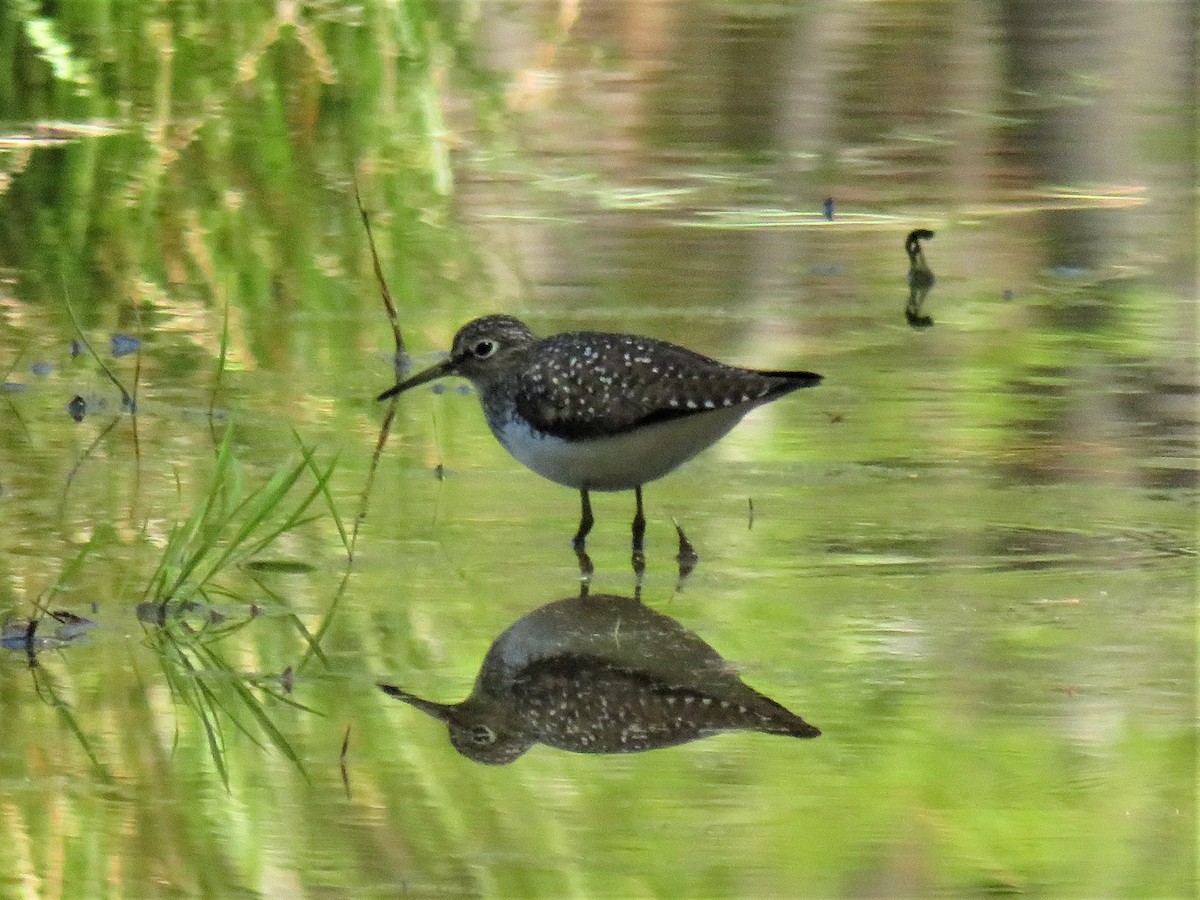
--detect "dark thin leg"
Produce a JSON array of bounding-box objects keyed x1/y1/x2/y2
[
  {"x1": 630, "y1": 486, "x2": 647, "y2": 578},
  {"x1": 576, "y1": 550, "x2": 593, "y2": 594},
  {"x1": 631, "y1": 486, "x2": 646, "y2": 553},
  {"x1": 573, "y1": 488, "x2": 594, "y2": 551}
]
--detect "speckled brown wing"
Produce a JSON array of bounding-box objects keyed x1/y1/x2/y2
[{"x1": 511, "y1": 331, "x2": 821, "y2": 441}]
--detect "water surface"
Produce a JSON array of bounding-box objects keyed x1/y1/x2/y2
[{"x1": 0, "y1": 2, "x2": 1195, "y2": 897}]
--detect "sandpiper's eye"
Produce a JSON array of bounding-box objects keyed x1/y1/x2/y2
[
  {"x1": 472, "y1": 340, "x2": 496, "y2": 358},
  {"x1": 470, "y1": 724, "x2": 497, "y2": 745}
]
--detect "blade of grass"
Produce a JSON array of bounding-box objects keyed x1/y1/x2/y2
[
  {"x1": 33, "y1": 667, "x2": 113, "y2": 782},
  {"x1": 209, "y1": 290, "x2": 230, "y2": 449},
  {"x1": 61, "y1": 277, "x2": 132, "y2": 408},
  {"x1": 292, "y1": 427, "x2": 349, "y2": 556},
  {"x1": 298, "y1": 565, "x2": 351, "y2": 673},
  {"x1": 244, "y1": 570, "x2": 329, "y2": 668}
]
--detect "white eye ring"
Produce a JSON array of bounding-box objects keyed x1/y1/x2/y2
[
  {"x1": 473, "y1": 340, "x2": 496, "y2": 358},
  {"x1": 471, "y1": 724, "x2": 496, "y2": 745}
]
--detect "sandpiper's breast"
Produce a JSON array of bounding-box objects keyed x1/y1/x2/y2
[{"x1": 491, "y1": 406, "x2": 750, "y2": 491}]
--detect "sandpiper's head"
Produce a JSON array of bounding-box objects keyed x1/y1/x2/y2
[
  {"x1": 447, "y1": 315, "x2": 536, "y2": 380},
  {"x1": 377, "y1": 314, "x2": 536, "y2": 400},
  {"x1": 905, "y1": 228, "x2": 935, "y2": 263},
  {"x1": 377, "y1": 682, "x2": 532, "y2": 764}
]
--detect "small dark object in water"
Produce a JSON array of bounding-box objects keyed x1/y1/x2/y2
[
  {"x1": 674, "y1": 520, "x2": 698, "y2": 585},
  {"x1": 809, "y1": 263, "x2": 845, "y2": 277},
  {"x1": 0, "y1": 610, "x2": 96, "y2": 652},
  {"x1": 67, "y1": 396, "x2": 87, "y2": 422},
  {"x1": 244, "y1": 558, "x2": 317, "y2": 574},
  {"x1": 904, "y1": 229, "x2": 936, "y2": 328},
  {"x1": 280, "y1": 665, "x2": 295, "y2": 694},
  {"x1": 823, "y1": 197, "x2": 834, "y2": 220},
  {"x1": 431, "y1": 382, "x2": 446, "y2": 394},
  {"x1": 2, "y1": 382, "x2": 26, "y2": 392},
  {"x1": 69, "y1": 340, "x2": 84, "y2": 358},
  {"x1": 340, "y1": 724, "x2": 353, "y2": 796},
  {"x1": 1051, "y1": 265, "x2": 1089, "y2": 278},
  {"x1": 110, "y1": 334, "x2": 140, "y2": 358},
  {"x1": 30, "y1": 361, "x2": 53, "y2": 376},
  {"x1": 905, "y1": 229, "x2": 936, "y2": 262},
  {"x1": 1002, "y1": 289, "x2": 1016, "y2": 301},
  {"x1": 434, "y1": 463, "x2": 445, "y2": 480},
  {"x1": 394, "y1": 350, "x2": 413, "y2": 380}
]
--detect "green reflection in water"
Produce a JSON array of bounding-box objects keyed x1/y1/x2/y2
[{"x1": 0, "y1": 1, "x2": 1194, "y2": 898}]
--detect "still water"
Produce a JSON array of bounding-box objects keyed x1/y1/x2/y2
[{"x1": 0, "y1": 2, "x2": 1195, "y2": 897}]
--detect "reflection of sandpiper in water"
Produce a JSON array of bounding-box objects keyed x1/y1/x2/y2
[
  {"x1": 904, "y1": 229, "x2": 936, "y2": 328},
  {"x1": 378, "y1": 593, "x2": 820, "y2": 765},
  {"x1": 378, "y1": 316, "x2": 822, "y2": 561}
]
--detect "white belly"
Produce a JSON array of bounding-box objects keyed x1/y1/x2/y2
[{"x1": 492, "y1": 407, "x2": 750, "y2": 491}]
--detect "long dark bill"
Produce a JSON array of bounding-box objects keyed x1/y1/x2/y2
[
  {"x1": 377, "y1": 682, "x2": 456, "y2": 721},
  {"x1": 376, "y1": 358, "x2": 457, "y2": 401}
]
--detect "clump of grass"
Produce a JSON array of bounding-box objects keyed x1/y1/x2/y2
[
  {"x1": 139, "y1": 428, "x2": 337, "y2": 611},
  {"x1": 138, "y1": 426, "x2": 340, "y2": 787}
]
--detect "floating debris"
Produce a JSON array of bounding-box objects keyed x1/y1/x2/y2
[
  {"x1": 135, "y1": 599, "x2": 227, "y2": 627},
  {"x1": 67, "y1": 395, "x2": 87, "y2": 422},
  {"x1": 823, "y1": 197, "x2": 835, "y2": 220},
  {"x1": 30, "y1": 361, "x2": 53, "y2": 376},
  {"x1": 809, "y1": 263, "x2": 845, "y2": 276},
  {"x1": 243, "y1": 558, "x2": 317, "y2": 574},
  {"x1": 340, "y1": 724, "x2": 353, "y2": 797},
  {"x1": 1050, "y1": 265, "x2": 1090, "y2": 278},
  {"x1": 0, "y1": 611, "x2": 96, "y2": 652},
  {"x1": 905, "y1": 229, "x2": 936, "y2": 328},
  {"x1": 110, "y1": 334, "x2": 140, "y2": 358}
]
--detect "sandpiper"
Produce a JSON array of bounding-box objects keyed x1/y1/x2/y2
[
  {"x1": 378, "y1": 593, "x2": 820, "y2": 764},
  {"x1": 377, "y1": 315, "x2": 821, "y2": 554}
]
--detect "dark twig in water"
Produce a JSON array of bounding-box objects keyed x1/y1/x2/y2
[
  {"x1": 128, "y1": 300, "x2": 144, "y2": 513},
  {"x1": 60, "y1": 414, "x2": 122, "y2": 510},
  {"x1": 348, "y1": 401, "x2": 397, "y2": 560},
  {"x1": 209, "y1": 293, "x2": 231, "y2": 449},
  {"x1": 340, "y1": 723, "x2": 352, "y2": 798},
  {"x1": 61, "y1": 280, "x2": 133, "y2": 409},
  {"x1": 354, "y1": 179, "x2": 406, "y2": 367},
  {"x1": 350, "y1": 176, "x2": 409, "y2": 559},
  {"x1": 904, "y1": 229, "x2": 936, "y2": 328},
  {"x1": 61, "y1": 283, "x2": 144, "y2": 511}
]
